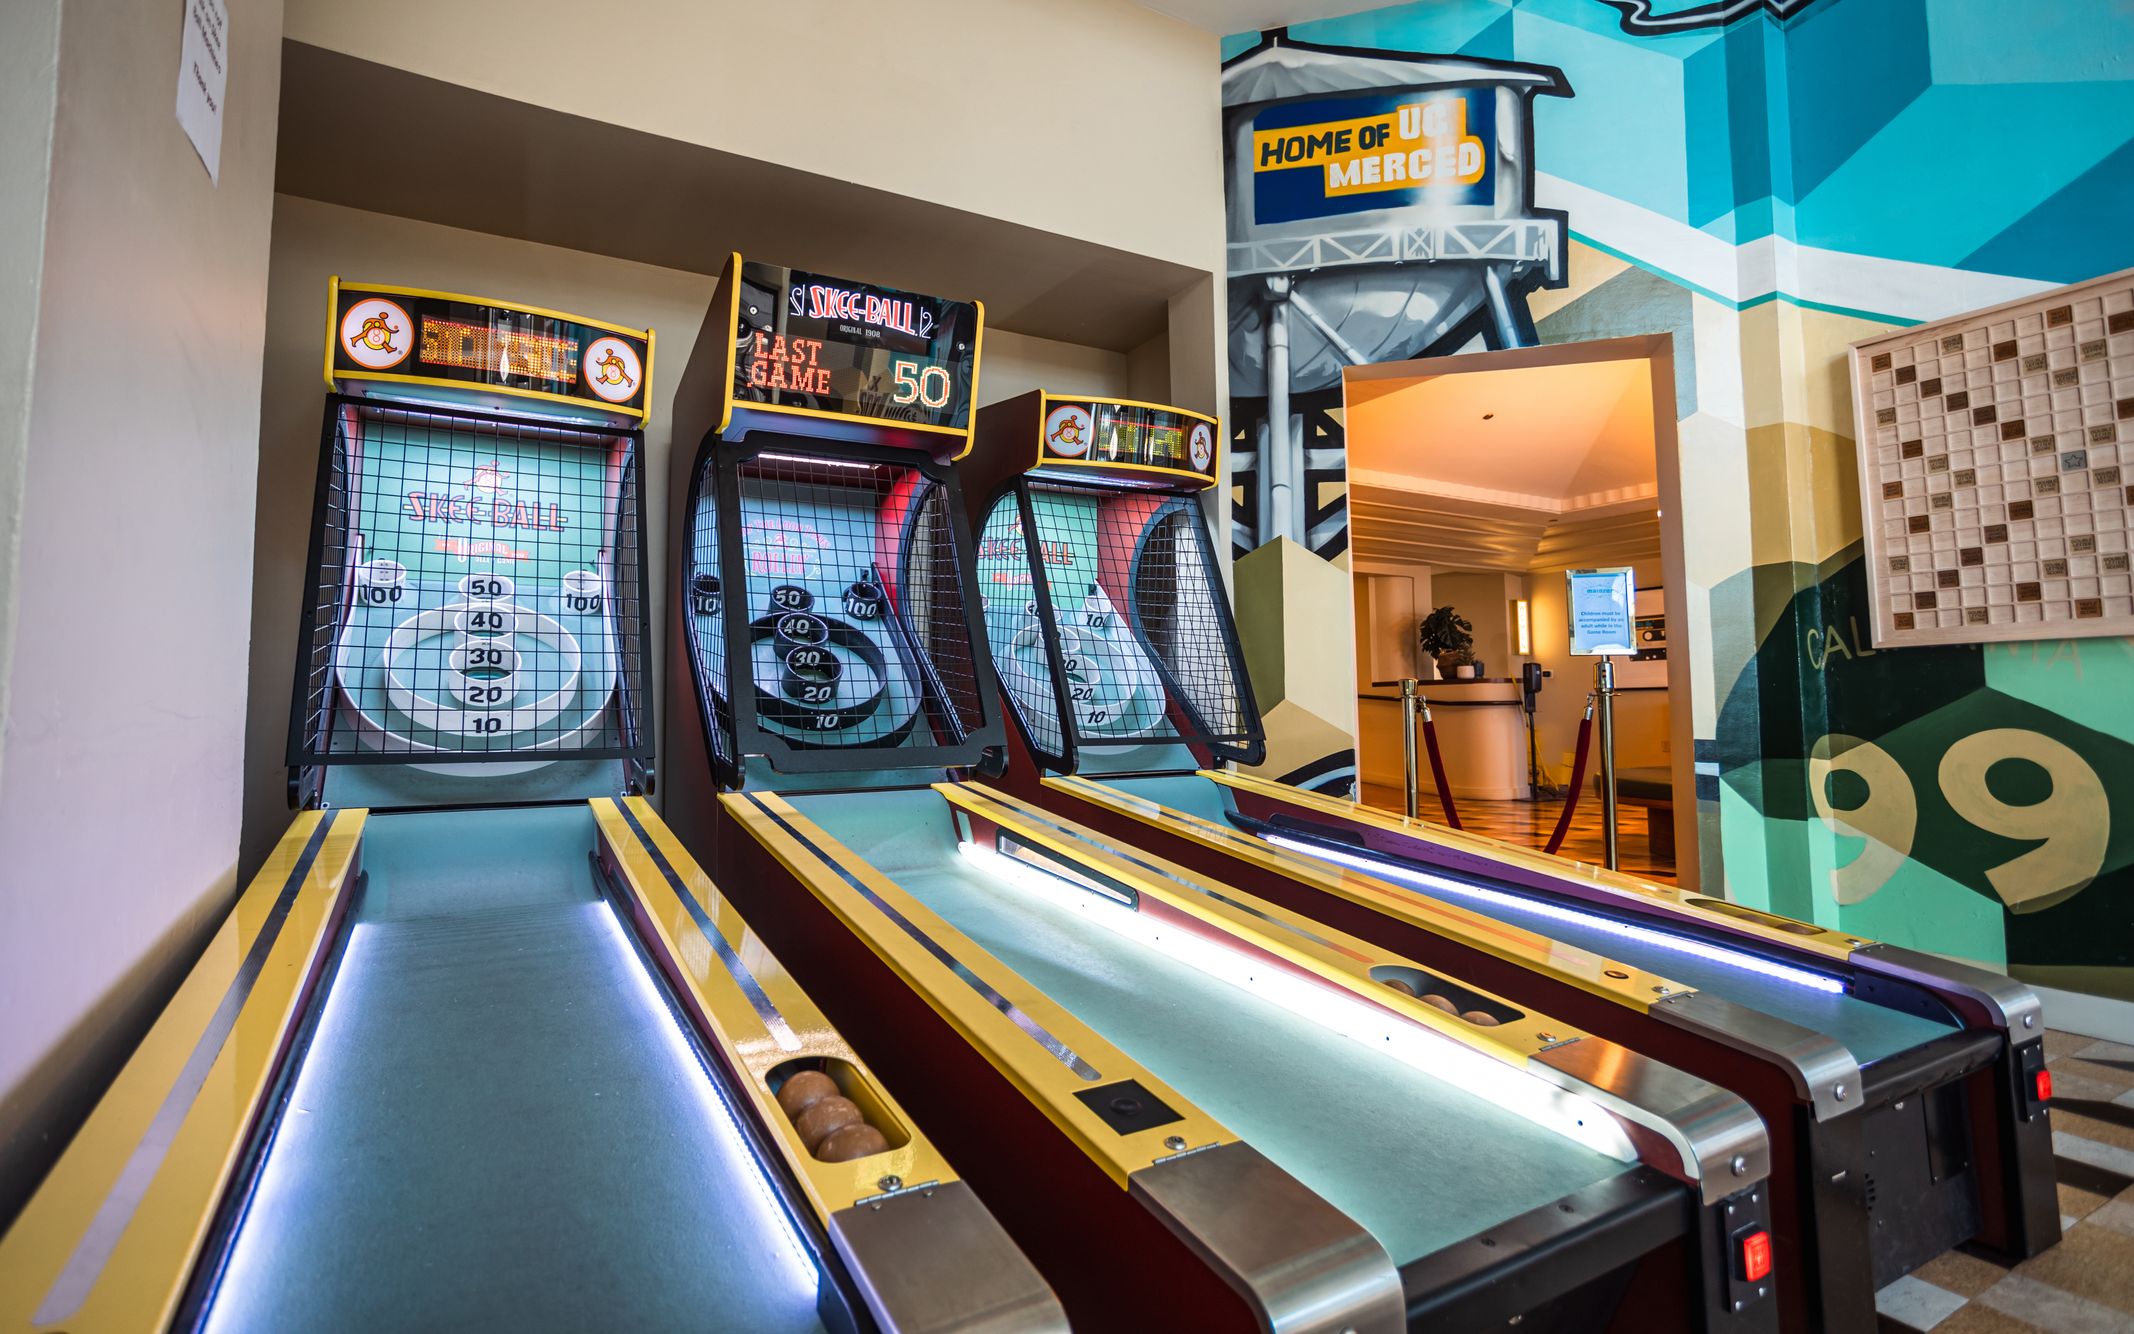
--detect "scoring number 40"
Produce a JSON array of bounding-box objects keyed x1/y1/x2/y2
[
  {"x1": 1808, "y1": 728, "x2": 2108, "y2": 912},
  {"x1": 891, "y1": 360, "x2": 954, "y2": 410}
]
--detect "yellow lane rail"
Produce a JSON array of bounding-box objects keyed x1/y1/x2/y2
[
  {"x1": 1209, "y1": 768, "x2": 1860, "y2": 962},
  {"x1": 591, "y1": 797, "x2": 957, "y2": 1216},
  {"x1": 0, "y1": 810, "x2": 367, "y2": 1334},
  {"x1": 725, "y1": 791, "x2": 1233, "y2": 1185},
  {"x1": 1047, "y1": 772, "x2": 1679, "y2": 1009}
]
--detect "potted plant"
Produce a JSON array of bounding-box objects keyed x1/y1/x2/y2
[{"x1": 1416, "y1": 605, "x2": 1474, "y2": 680}]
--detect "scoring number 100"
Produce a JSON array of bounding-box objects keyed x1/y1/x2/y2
[{"x1": 891, "y1": 359, "x2": 954, "y2": 410}]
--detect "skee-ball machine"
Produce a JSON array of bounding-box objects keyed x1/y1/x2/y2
[
  {"x1": 961, "y1": 388, "x2": 2061, "y2": 1331},
  {"x1": 0, "y1": 281, "x2": 1063, "y2": 1334},
  {"x1": 663, "y1": 257, "x2": 1782, "y2": 1334}
]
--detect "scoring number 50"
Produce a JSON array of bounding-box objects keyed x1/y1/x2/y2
[
  {"x1": 1809, "y1": 729, "x2": 2108, "y2": 911},
  {"x1": 892, "y1": 360, "x2": 953, "y2": 410}
]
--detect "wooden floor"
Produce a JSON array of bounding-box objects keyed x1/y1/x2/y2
[{"x1": 1359, "y1": 784, "x2": 1676, "y2": 882}]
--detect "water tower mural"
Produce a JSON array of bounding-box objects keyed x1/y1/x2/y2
[{"x1": 1223, "y1": 34, "x2": 1572, "y2": 791}]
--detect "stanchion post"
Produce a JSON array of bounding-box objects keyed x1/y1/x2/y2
[
  {"x1": 1595, "y1": 657, "x2": 1620, "y2": 870},
  {"x1": 1399, "y1": 676, "x2": 1420, "y2": 821}
]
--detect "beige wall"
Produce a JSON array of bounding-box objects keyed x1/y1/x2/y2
[
  {"x1": 2, "y1": 0, "x2": 1225, "y2": 1219},
  {"x1": 0, "y1": 0, "x2": 63, "y2": 791},
  {"x1": 239, "y1": 198, "x2": 1133, "y2": 875},
  {"x1": 0, "y1": 0, "x2": 283, "y2": 1215},
  {"x1": 282, "y1": 0, "x2": 1225, "y2": 278},
  {"x1": 1428, "y1": 571, "x2": 1520, "y2": 676}
]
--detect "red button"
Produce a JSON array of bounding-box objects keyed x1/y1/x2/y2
[
  {"x1": 1741, "y1": 1230, "x2": 1772, "y2": 1284},
  {"x1": 2036, "y1": 1070, "x2": 2053, "y2": 1102}
]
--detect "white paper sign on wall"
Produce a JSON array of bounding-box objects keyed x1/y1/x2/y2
[{"x1": 175, "y1": 0, "x2": 229, "y2": 182}]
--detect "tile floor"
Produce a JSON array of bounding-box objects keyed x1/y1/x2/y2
[
  {"x1": 1877, "y1": 1033, "x2": 2134, "y2": 1332},
  {"x1": 1361, "y1": 784, "x2": 2131, "y2": 1330}
]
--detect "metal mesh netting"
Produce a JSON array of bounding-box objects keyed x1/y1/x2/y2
[
  {"x1": 1131, "y1": 503, "x2": 1256, "y2": 747},
  {"x1": 980, "y1": 483, "x2": 1261, "y2": 762},
  {"x1": 977, "y1": 493, "x2": 1069, "y2": 765},
  {"x1": 686, "y1": 446, "x2": 990, "y2": 769},
  {"x1": 289, "y1": 400, "x2": 648, "y2": 765}
]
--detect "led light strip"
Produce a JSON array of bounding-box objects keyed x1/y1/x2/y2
[
  {"x1": 1262, "y1": 835, "x2": 1848, "y2": 996},
  {"x1": 755, "y1": 452, "x2": 879, "y2": 471},
  {"x1": 957, "y1": 842, "x2": 1638, "y2": 1163}
]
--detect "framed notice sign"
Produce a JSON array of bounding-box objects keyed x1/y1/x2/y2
[{"x1": 1566, "y1": 567, "x2": 1636, "y2": 656}]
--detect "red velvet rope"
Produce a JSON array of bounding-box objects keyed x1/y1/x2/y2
[
  {"x1": 1419, "y1": 710, "x2": 1462, "y2": 830},
  {"x1": 1544, "y1": 710, "x2": 1596, "y2": 855}
]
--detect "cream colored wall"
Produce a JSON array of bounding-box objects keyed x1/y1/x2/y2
[
  {"x1": 0, "y1": 0, "x2": 284, "y2": 1216},
  {"x1": 282, "y1": 0, "x2": 1226, "y2": 277},
  {"x1": 239, "y1": 198, "x2": 1133, "y2": 876},
  {"x1": 1428, "y1": 571, "x2": 1520, "y2": 675},
  {"x1": 0, "y1": 0, "x2": 62, "y2": 798}
]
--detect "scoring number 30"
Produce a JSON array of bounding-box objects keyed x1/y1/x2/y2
[
  {"x1": 892, "y1": 360, "x2": 953, "y2": 410},
  {"x1": 1809, "y1": 729, "x2": 2108, "y2": 911}
]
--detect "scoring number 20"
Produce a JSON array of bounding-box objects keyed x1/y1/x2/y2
[
  {"x1": 1810, "y1": 728, "x2": 2109, "y2": 910},
  {"x1": 891, "y1": 360, "x2": 953, "y2": 410}
]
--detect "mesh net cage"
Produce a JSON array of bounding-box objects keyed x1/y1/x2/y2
[
  {"x1": 288, "y1": 398, "x2": 651, "y2": 769},
  {"x1": 685, "y1": 442, "x2": 997, "y2": 774},
  {"x1": 980, "y1": 482, "x2": 1264, "y2": 766}
]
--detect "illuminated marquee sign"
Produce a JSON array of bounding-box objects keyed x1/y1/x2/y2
[
  {"x1": 329, "y1": 280, "x2": 651, "y2": 417},
  {"x1": 733, "y1": 261, "x2": 978, "y2": 430},
  {"x1": 1249, "y1": 89, "x2": 1495, "y2": 225},
  {"x1": 1037, "y1": 398, "x2": 1218, "y2": 487}
]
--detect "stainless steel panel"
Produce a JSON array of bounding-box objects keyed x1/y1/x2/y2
[
  {"x1": 1129, "y1": 1141, "x2": 1405, "y2": 1334},
  {"x1": 1651, "y1": 990, "x2": 1864, "y2": 1122},
  {"x1": 829, "y1": 1181, "x2": 1068, "y2": 1334},
  {"x1": 1532, "y1": 1037, "x2": 1771, "y2": 1206},
  {"x1": 1852, "y1": 943, "x2": 2043, "y2": 1035}
]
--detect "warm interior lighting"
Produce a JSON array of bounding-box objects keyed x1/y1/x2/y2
[
  {"x1": 956, "y1": 841, "x2": 1638, "y2": 1162},
  {"x1": 1513, "y1": 598, "x2": 1532, "y2": 655},
  {"x1": 1261, "y1": 834, "x2": 1849, "y2": 996}
]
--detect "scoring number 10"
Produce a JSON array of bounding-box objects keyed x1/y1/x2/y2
[{"x1": 891, "y1": 359, "x2": 953, "y2": 410}]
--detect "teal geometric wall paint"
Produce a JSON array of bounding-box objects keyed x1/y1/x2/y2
[{"x1": 1221, "y1": 0, "x2": 2134, "y2": 995}]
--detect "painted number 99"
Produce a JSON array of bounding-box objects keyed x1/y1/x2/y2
[
  {"x1": 891, "y1": 360, "x2": 953, "y2": 410},
  {"x1": 1810, "y1": 729, "x2": 2108, "y2": 909}
]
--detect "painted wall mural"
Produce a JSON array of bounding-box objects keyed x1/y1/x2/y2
[{"x1": 1221, "y1": 0, "x2": 2134, "y2": 1000}]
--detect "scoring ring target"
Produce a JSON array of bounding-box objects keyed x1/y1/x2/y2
[{"x1": 382, "y1": 603, "x2": 585, "y2": 742}]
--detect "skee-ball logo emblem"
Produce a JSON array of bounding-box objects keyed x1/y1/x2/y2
[
  {"x1": 1189, "y1": 422, "x2": 1214, "y2": 471},
  {"x1": 1045, "y1": 404, "x2": 1093, "y2": 458},
  {"x1": 340, "y1": 298, "x2": 414, "y2": 370},
  {"x1": 583, "y1": 336, "x2": 642, "y2": 403}
]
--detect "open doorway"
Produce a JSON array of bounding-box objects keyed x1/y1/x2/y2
[{"x1": 1342, "y1": 335, "x2": 1695, "y2": 886}]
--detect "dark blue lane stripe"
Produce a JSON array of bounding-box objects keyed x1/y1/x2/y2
[
  {"x1": 744, "y1": 794, "x2": 1102, "y2": 1082},
  {"x1": 37, "y1": 812, "x2": 340, "y2": 1324},
  {"x1": 609, "y1": 800, "x2": 800, "y2": 1052}
]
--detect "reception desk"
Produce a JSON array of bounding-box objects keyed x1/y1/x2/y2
[{"x1": 1357, "y1": 678, "x2": 1529, "y2": 802}]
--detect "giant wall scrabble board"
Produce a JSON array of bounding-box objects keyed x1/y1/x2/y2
[{"x1": 1851, "y1": 268, "x2": 2134, "y2": 648}]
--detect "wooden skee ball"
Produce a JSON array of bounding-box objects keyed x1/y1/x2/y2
[
  {"x1": 816, "y1": 1123, "x2": 891, "y2": 1163},
  {"x1": 777, "y1": 1070, "x2": 839, "y2": 1119},
  {"x1": 1383, "y1": 977, "x2": 1418, "y2": 996},
  {"x1": 795, "y1": 1095, "x2": 865, "y2": 1151},
  {"x1": 1421, "y1": 994, "x2": 1460, "y2": 1015},
  {"x1": 1461, "y1": 1010, "x2": 1502, "y2": 1027}
]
